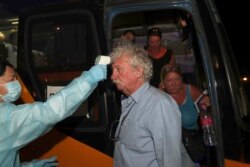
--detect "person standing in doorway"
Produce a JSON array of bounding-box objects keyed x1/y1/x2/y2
[
  {"x1": 160, "y1": 66, "x2": 210, "y2": 167},
  {"x1": 145, "y1": 27, "x2": 176, "y2": 88},
  {"x1": 110, "y1": 42, "x2": 181, "y2": 167}
]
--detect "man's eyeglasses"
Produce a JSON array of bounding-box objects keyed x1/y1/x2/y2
[
  {"x1": 109, "y1": 109, "x2": 134, "y2": 141},
  {"x1": 109, "y1": 97, "x2": 136, "y2": 142},
  {"x1": 109, "y1": 119, "x2": 121, "y2": 141}
]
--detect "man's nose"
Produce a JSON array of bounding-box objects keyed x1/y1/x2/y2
[{"x1": 110, "y1": 71, "x2": 116, "y2": 80}]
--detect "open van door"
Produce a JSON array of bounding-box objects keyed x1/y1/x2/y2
[
  {"x1": 104, "y1": 0, "x2": 250, "y2": 167},
  {"x1": 17, "y1": 1, "x2": 117, "y2": 166}
]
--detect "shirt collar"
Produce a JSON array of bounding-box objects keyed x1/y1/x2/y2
[
  {"x1": 130, "y1": 81, "x2": 150, "y2": 103},
  {"x1": 121, "y1": 81, "x2": 150, "y2": 105}
]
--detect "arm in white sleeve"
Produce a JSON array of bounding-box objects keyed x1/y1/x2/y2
[
  {"x1": 1, "y1": 64, "x2": 107, "y2": 150},
  {"x1": 21, "y1": 156, "x2": 58, "y2": 167}
]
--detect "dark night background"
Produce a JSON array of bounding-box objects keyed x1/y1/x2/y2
[{"x1": 214, "y1": 1, "x2": 249, "y2": 74}]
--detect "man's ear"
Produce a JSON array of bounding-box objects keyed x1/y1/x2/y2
[{"x1": 136, "y1": 66, "x2": 143, "y2": 78}]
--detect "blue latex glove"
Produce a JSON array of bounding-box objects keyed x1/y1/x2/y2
[
  {"x1": 31, "y1": 156, "x2": 58, "y2": 167},
  {"x1": 88, "y1": 64, "x2": 107, "y2": 82}
]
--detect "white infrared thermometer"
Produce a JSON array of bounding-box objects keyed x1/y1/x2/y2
[{"x1": 95, "y1": 55, "x2": 111, "y2": 65}]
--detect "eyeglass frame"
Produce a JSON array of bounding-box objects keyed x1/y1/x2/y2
[{"x1": 109, "y1": 100, "x2": 136, "y2": 141}]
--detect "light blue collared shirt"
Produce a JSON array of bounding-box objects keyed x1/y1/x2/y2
[{"x1": 114, "y1": 82, "x2": 182, "y2": 167}]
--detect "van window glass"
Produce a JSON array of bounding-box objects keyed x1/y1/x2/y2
[
  {"x1": 24, "y1": 11, "x2": 100, "y2": 100},
  {"x1": 30, "y1": 13, "x2": 98, "y2": 70},
  {"x1": 32, "y1": 22, "x2": 87, "y2": 68},
  {"x1": 0, "y1": 17, "x2": 18, "y2": 67},
  {"x1": 22, "y1": 11, "x2": 108, "y2": 140}
]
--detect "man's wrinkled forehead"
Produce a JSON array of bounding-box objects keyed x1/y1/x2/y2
[{"x1": 112, "y1": 55, "x2": 130, "y2": 68}]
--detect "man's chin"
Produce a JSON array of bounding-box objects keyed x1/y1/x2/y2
[
  {"x1": 114, "y1": 84, "x2": 123, "y2": 91},
  {"x1": 116, "y1": 85, "x2": 123, "y2": 91}
]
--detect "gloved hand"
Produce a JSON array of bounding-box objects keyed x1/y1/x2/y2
[
  {"x1": 89, "y1": 64, "x2": 107, "y2": 82},
  {"x1": 31, "y1": 156, "x2": 58, "y2": 167}
]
